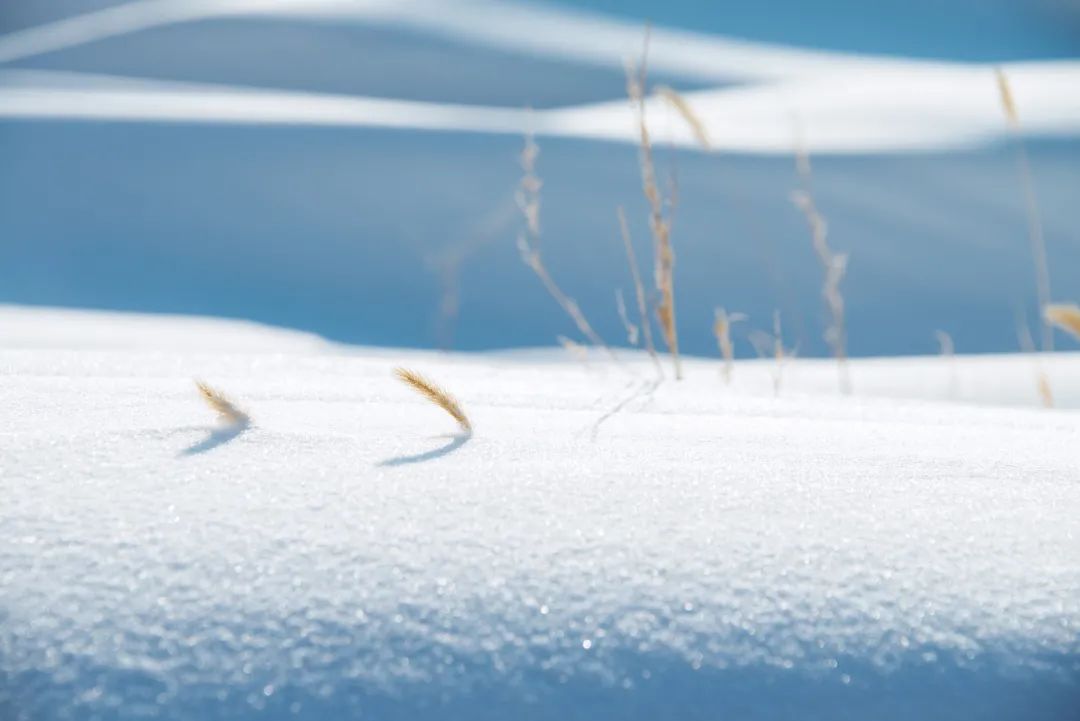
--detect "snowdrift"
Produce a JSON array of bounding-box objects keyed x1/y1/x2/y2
[{"x1": 1, "y1": 307, "x2": 1078, "y2": 720}]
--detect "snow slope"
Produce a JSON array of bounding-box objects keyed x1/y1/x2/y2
[{"x1": 2, "y1": 306, "x2": 1078, "y2": 720}]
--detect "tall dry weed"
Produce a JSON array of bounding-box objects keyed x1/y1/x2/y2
[
  {"x1": 515, "y1": 129, "x2": 616, "y2": 363},
  {"x1": 625, "y1": 29, "x2": 682, "y2": 379},
  {"x1": 616, "y1": 205, "x2": 662, "y2": 376},
  {"x1": 996, "y1": 68, "x2": 1053, "y2": 352},
  {"x1": 713, "y1": 308, "x2": 746, "y2": 384},
  {"x1": 791, "y1": 124, "x2": 850, "y2": 394}
]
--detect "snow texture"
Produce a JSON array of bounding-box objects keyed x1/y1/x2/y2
[{"x1": 1, "y1": 307, "x2": 1078, "y2": 720}]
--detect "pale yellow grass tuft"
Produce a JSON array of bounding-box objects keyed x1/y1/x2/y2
[
  {"x1": 653, "y1": 85, "x2": 710, "y2": 150},
  {"x1": 1045, "y1": 303, "x2": 1080, "y2": 341},
  {"x1": 394, "y1": 367, "x2": 472, "y2": 432},
  {"x1": 194, "y1": 380, "x2": 249, "y2": 425}
]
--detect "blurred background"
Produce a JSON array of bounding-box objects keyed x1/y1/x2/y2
[{"x1": 1, "y1": 0, "x2": 1079, "y2": 358}]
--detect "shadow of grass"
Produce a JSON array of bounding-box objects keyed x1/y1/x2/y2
[
  {"x1": 178, "y1": 420, "x2": 250, "y2": 457},
  {"x1": 377, "y1": 432, "x2": 472, "y2": 467}
]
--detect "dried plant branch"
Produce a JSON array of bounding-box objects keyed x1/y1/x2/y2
[
  {"x1": 749, "y1": 311, "x2": 795, "y2": 397},
  {"x1": 557, "y1": 334, "x2": 591, "y2": 365},
  {"x1": 394, "y1": 367, "x2": 472, "y2": 432},
  {"x1": 616, "y1": 205, "x2": 662, "y2": 376},
  {"x1": 626, "y1": 28, "x2": 681, "y2": 380},
  {"x1": 194, "y1": 380, "x2": 249, "y2": 425},
  {"x1": 653, "y1": 85, "x2": 710, "y2": 150},
  {"x1": 615, "y1": 289, "x2": 639, "y2": 346},
  {"x1": 588, "y1": 377, "x2": 662, "y2": 441},
  {"x1": 996, "y1": 67, "x2": 1053, "y2": 352},
  {"x1": 1045, "y1": 302, "x2": 1080, "y2": 342},
  {"x1": 790, "y1": 123, "x2": 850, "y2": 394},
  {"x1": 428, "y1": 198, "x2": 518, "y2": 351},
  {"x1": 935, "y1": 330, "x2": 958, "y2": 398},
  {"x1": 515, "y1": 129, "x2": 617, "y2": 363},
  {"x1": 713, "y1": 308, "x2": 746, "y2": 384},
  {"x1": 934, "y1": 330, "x2": 955, "y2": 357},
  {"x1": 790, "y1": 189, "x2": 849, "y2": 393},
  {"x1": 1016, "y1": 315, "x2": 1054, "y2": 408}
]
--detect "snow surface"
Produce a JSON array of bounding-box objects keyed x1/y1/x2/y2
[{"x1": 2, "y1": 306, "x2": 1078, "y2": 720}]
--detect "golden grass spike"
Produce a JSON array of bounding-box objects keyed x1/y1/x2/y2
[
  {"x1": 1045, "y1": 303, "x2": 1080, "y2": 341},
  {"x1": 394, "y1": 367, "x2": 471, "y2": 432},
  {"x1": 194, "y1": 380, "x2": 249, "y2": 425},
  {"x1": 654, "y1": 85, "x2": 710, "y2": 150}
]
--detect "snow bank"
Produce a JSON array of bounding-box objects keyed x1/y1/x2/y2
[{"x1": 1, "y1": 307, "x2": 1078, "y2": 720}]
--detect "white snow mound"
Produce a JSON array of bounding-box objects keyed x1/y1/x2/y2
[{"x1": 1, "y1": 307, "x2": 1078, "y2": 720}]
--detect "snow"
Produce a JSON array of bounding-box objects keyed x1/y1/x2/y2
[
  {"x1": 3, "y1": 0, "x2": 1080, "y2": 152},
  {"x1": 2, "y1": 306, "x2": 1078, "y2": 720}
]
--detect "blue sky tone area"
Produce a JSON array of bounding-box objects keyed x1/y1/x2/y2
[{"x1": 554, "y1": 0, "x2": 1080, "y2": 61}]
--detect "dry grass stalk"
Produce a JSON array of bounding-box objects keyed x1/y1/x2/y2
[
  {"x1": 713, "y1": 308, "x2": 746, "y2": 384},
  {"x1": 934, "y1": 330, "x2": 955, "y2": 357},
  {"x1": 1045, "y1": 303, "x2": 1080, "y2": 342},
  {"x1": 1016, "y1": 318, "x2": 1054, "y2": 408},
  {"x1": 790, "y1": 127, "x2": 850, "y2": 394},
  {"x1": 615, "y1": 289, "x2": 639, "y2": 345},
  {"x1": 558, "y1": 334, "x2": 591, "y2": 364},
  {"x1": 790, "y1": 189, "x2": 849, "y2": 392},
  {"x1": 653, "y1": 85, "x2": 710, "y2": 150},
  {"x1": 935, "y1": 330, "x2": 958, "y2": 398},
  {"x1": 194, "y1": 380, "x2": 249, "y2": 425},
  {"x1": 616, "y1": 205, "x2": 662, "y2": 376},
  {"x1": 515, "y1": 130, "x2": 617, "y2": 363},
  {"x1": 996, "y1": 67, "x2": 1053, "y2": 352},
  {"x1": 749, "y1": 311, "x2": 793, "y2": 396},
  {"x1": 428, "y1": 199, "x2": 518, "y2": 351},
  {"x1": 626, "y1": 30, "x2": 682, "y2": 380},
  {"x1": 994, "y1": 68, "x2": 1019, "y2": 129},
  {"x1": 394, "y1": 367, "x2": 471, "y2": 432}
]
